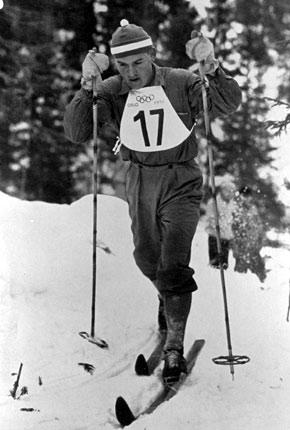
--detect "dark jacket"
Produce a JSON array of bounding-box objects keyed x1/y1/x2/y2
[{"x1": 64, "y1": 64, "x2": 241, "y2": 166}]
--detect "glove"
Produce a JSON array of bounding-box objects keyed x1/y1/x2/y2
[
  {"x1": 186, "y1": 31, "x2": 219, "y2": 75},
  {"x1": 81, "y1": 49, "x2": 109, "y2": 90}
]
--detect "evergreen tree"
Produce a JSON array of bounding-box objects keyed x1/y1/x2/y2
[
  {"x1": 203, "y1": 0, "x2": 285, "y2": 228},
  {"x1": 1, "y1": 0, "x2": 289, "y2": 213},
  {"x1": 0, "y1": 0, "x2": 96, "y2": 202}
]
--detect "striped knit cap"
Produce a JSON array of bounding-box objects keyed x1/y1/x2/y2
[{"x1": 110, "y1": 19, "x2": 153, "y2": 58}]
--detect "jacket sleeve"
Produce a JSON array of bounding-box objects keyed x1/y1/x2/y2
[
  {"x1": 63, "y1": 88, "x2": 94, "y2": 144},
  {"x1": 188, "y1": 66, "x2": 242, "y2": 119},
  {"x1": 63, "y1": 86, "x2": 118, "y2": 144}
]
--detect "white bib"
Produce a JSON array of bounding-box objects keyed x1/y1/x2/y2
[{"x1": 120, "y1": 86, "x2": 192, "y2": 152}]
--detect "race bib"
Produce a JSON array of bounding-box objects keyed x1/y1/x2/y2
[{"x1": 120, "y1": 86, "x2": 192, "y2": 152}]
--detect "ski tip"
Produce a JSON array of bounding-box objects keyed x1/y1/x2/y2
[
  {"x1": 135, "y1": 354, "x2": 149, "y2": 376},
  {"x1": 115, "y1": 396, "x2": 136, "y2": 427}
]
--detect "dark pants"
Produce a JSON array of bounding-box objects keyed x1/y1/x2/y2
[
  {"x1": 208, "y1": 235, "x2": 230, "y2": 268},
  {"x1": 126, "y1": 160, "x2": 203, "y2": 296}
]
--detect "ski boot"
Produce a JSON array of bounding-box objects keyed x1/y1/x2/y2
[
  {"x1": 162, "y1": 348, "x2": 187, "y2": 385},
  {"x1": 161, "y1": 292, "x2": 192, "y2": 385}
]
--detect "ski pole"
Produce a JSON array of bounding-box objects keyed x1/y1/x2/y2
[
  {"x1": 199, "y1": 60, "x2": 236, "y2": 378},
  {"x1": 198, "y1": 59, "x2": 250, "y2": 376},
  {"x1": 79, "y1": 70, "x2": 108, "y2": 349},
  {"x1": 188, "y1": 30, "x2": 250, "y2": 376}
]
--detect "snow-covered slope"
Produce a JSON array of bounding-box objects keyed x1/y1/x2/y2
[{"x1": 0, "y1": 192, "x2": 289, "y2": 430}]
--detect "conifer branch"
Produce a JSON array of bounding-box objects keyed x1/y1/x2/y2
[{"x1": 264, "y1": 97, "x2": 290, "y2": 136}]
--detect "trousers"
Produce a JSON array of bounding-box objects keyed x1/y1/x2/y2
[
  {"x1": 126, "y1": 159, "x2": 203, "y2": 295},
  {"x1": 208, "y1": 235, "x2": 230, "y2": 267}
]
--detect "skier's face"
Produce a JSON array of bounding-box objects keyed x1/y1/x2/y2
[
  {"x1": 115, "y1": 51, "x2": 155, "y2": 90},
  {"x1": 221, "y1": 187, "x2": 234, "y2": 202}
]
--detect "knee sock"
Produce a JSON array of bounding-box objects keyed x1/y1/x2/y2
[{"x1": 164, "y1": 292, "x2": 192, "y2": 352}]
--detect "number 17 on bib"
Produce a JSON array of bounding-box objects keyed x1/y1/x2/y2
[{"x1": 120, "y1": 86, "x2": 192, "y2": 152}]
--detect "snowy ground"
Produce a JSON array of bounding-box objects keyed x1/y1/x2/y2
[{"x1": 0, "y1": 191, "x2": 290, "y2": 430}]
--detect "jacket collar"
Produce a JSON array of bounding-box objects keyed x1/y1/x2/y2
[{"x1": 118, "y1": 63, "x2": 165, "y2": 95}]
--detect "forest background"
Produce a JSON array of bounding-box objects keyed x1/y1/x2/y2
[{"x1": 0, "y1": 0, "x2": 290, "y2": 235}]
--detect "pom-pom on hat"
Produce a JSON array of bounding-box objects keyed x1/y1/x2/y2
[{"x1": 110, "y1": 19, "x2": 153, "y2": 58}]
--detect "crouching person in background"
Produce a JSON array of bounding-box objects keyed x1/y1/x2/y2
[
  {"x1": 205, "y1": 178, "x2": 236, "y2": 269},
  {"x1": 232, "y1": 186, "x2": 267, "y2": 283}
]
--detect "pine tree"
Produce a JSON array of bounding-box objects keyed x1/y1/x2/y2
[
  {"x1": 203, "y1": 0, "x2": 285, "y2": 228},
  {"x1": 0, "y1": 0, "x2": 96, "y2": 202}
]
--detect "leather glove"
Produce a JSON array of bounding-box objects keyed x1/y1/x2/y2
[
  {"x1": 81, "y1": 49, "x2": 109, "y2": 90},
  {"x1": 186, "y1": 31, "x2": 219, "y2": 75}
]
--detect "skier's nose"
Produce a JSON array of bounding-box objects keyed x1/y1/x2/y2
[{"x1": 128, "y1": 64, "x2": 137, "y2": 77}]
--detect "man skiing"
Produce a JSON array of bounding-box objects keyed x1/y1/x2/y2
[{"x1": 63, "y1": 20, "x2": 242, "y2": 384}]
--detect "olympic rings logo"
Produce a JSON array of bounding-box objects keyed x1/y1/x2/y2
[{"x1": 136, "y1": 94, "x2": 155, "y2": 103}]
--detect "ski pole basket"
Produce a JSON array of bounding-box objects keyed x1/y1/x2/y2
[{"x1": 212, "y1": 355, "x2": 250, "y2": 366}]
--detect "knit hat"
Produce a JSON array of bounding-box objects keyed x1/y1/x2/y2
[{"x1": 110, "y1": 19, "x2": 153, "y2": 58}]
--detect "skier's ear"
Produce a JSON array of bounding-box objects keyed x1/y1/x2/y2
[{"x1": 149, "y1": 46, "x2": 156, "y2": 61}]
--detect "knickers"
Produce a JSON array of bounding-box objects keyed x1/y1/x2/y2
[{"x1": 126, "y1": 159, "x2": 202, "y2": 295}]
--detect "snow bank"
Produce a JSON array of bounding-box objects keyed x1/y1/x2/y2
[{"x1": 0, "y1": 191, "x2": 289, "y2": 430}]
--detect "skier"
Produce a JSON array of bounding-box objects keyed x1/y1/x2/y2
[
  {"x1": 232, "y1": 186, "x2": 267, "y2": 282},
  {"x1": 63, "y1": 20, "x2": 242, "y2": 384},
  {"x1": 205, "y1": 177, "x2": 236, "y2": 269}
]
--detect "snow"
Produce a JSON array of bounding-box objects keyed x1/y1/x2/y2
[{"x1": 0, "y1": 191, "x2": 290, "y2": 430}]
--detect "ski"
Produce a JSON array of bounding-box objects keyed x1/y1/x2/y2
[
  {"x1": 134, "y1": 332, "x2": 167, "y2": 376},
  {"x1": 115, "y1": 339, "x2": 205, "y2": 427}
]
